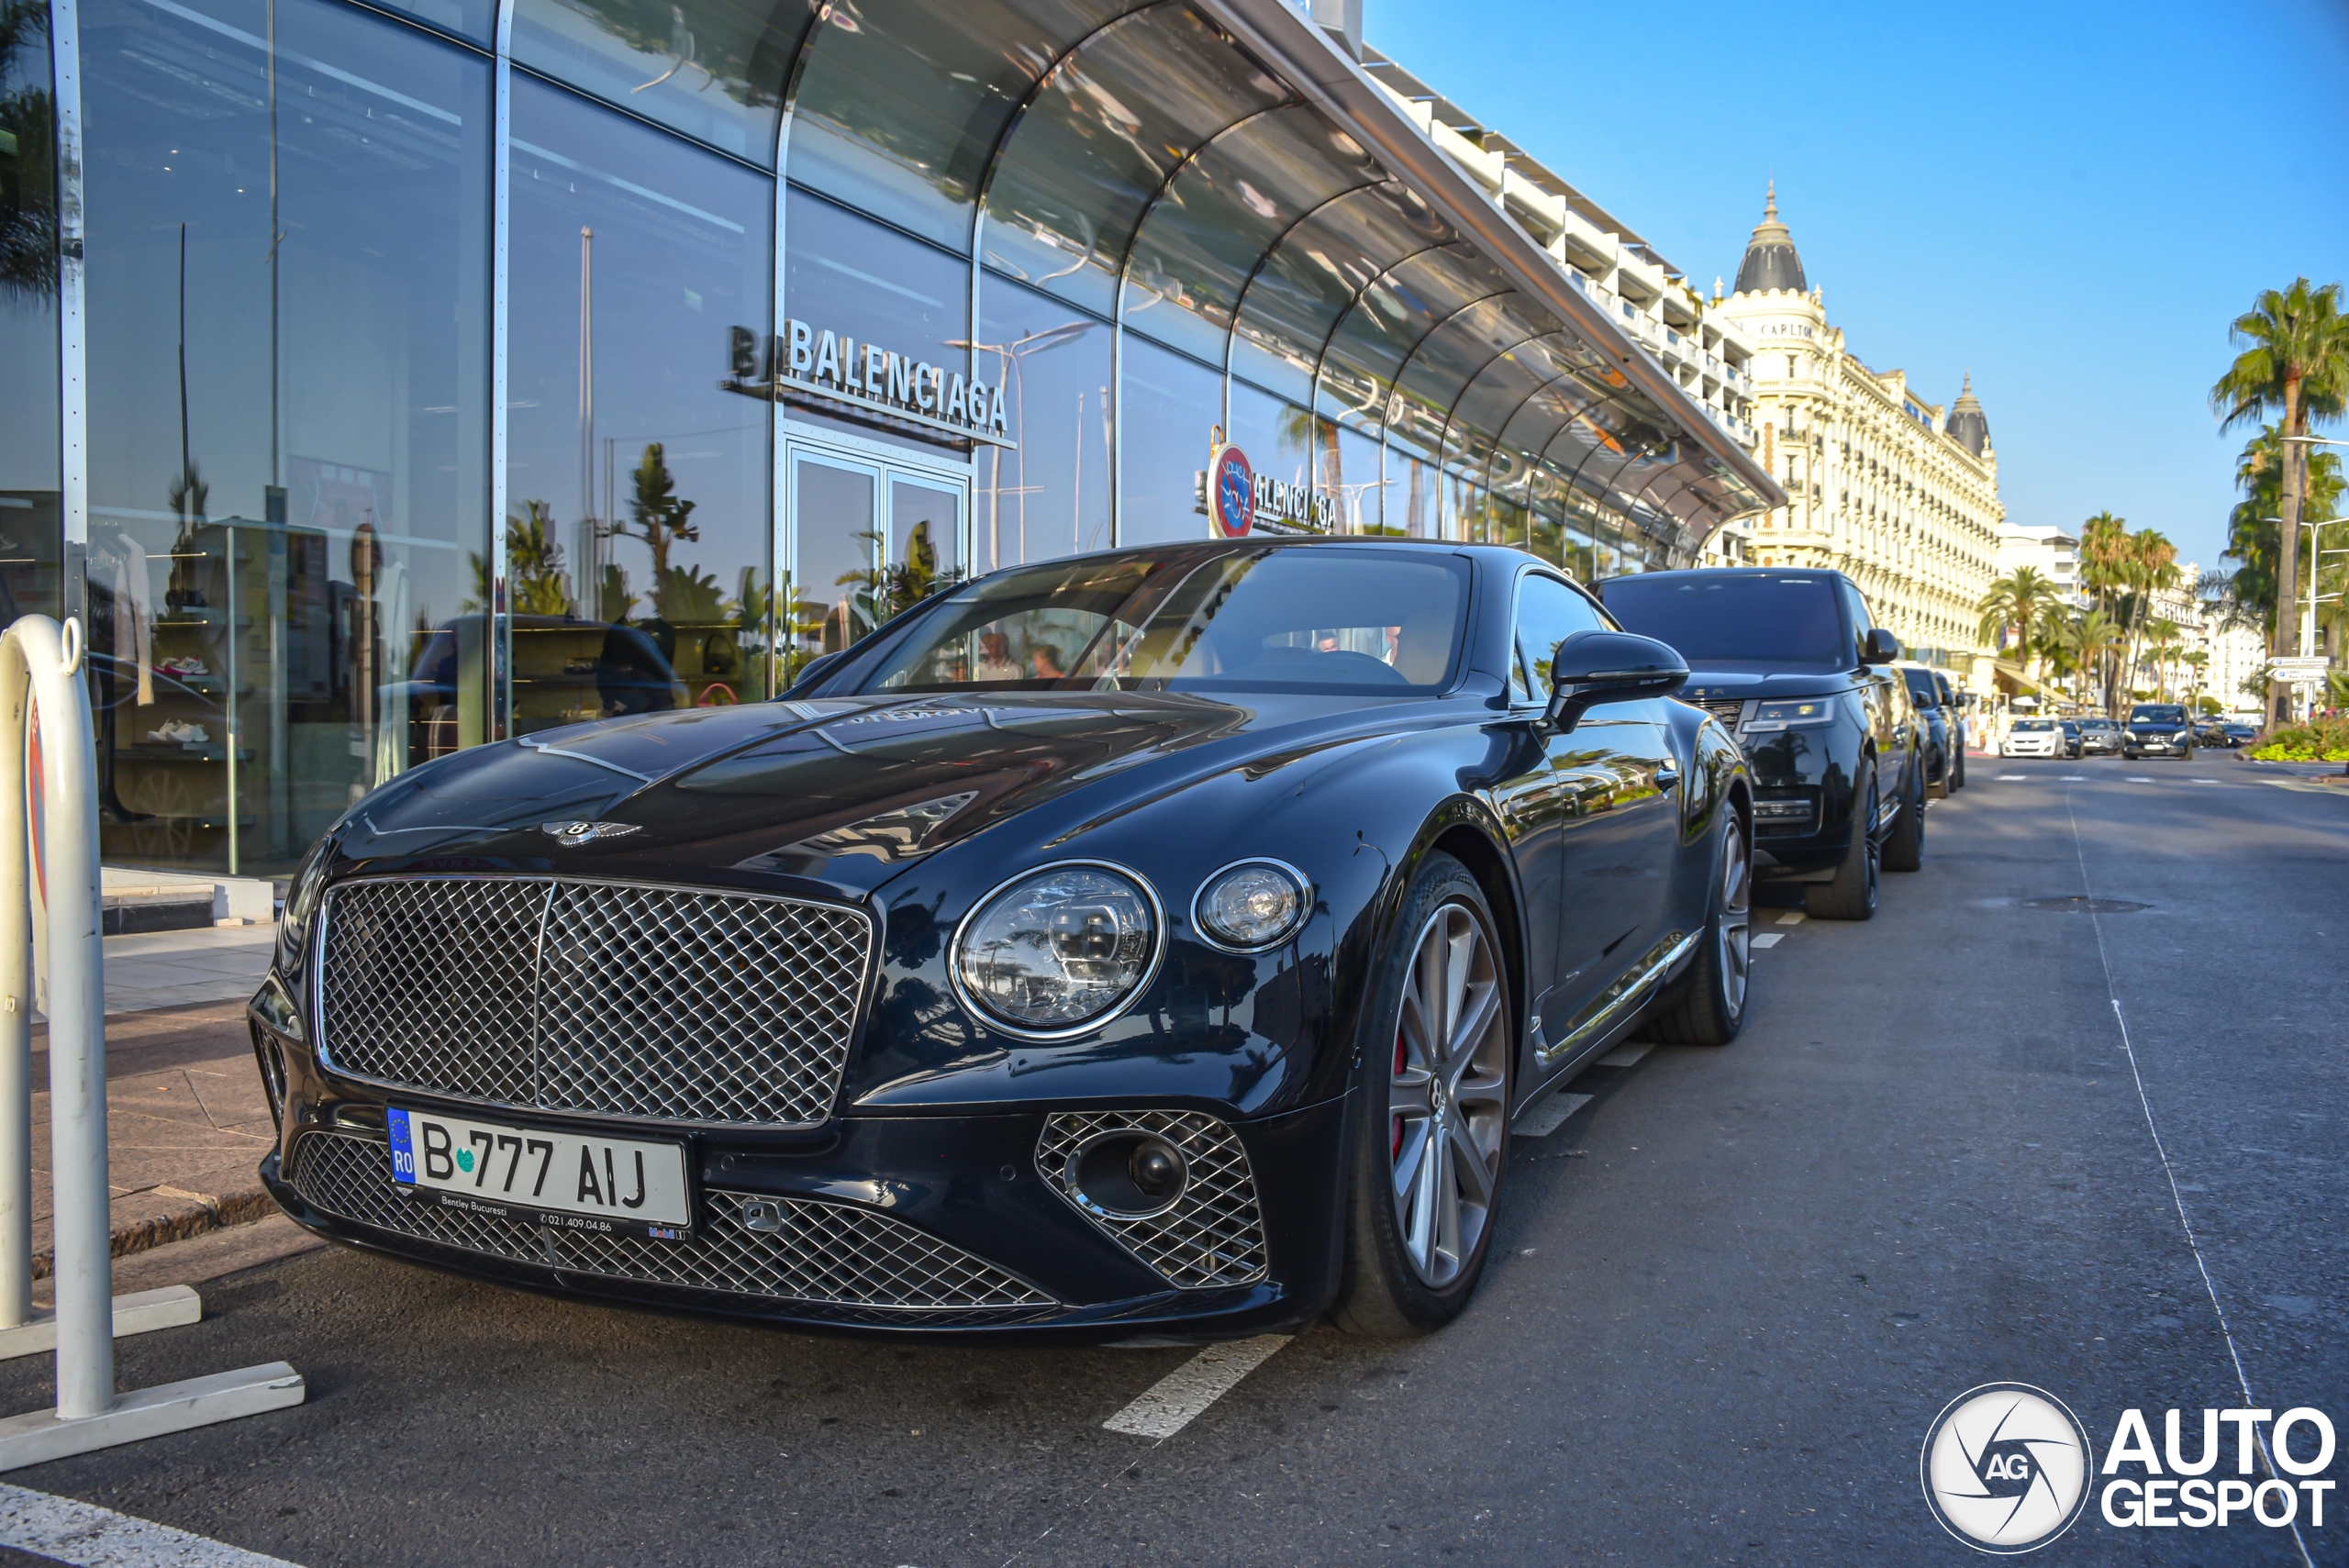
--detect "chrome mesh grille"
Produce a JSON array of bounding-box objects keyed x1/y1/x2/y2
[
  {"x1": 288, "y1": 1131, "x2": 1053, "y2": 1312},
  {"x1": 1036, "y1": 1111, "x2": 1267, "y2": 1290},
  {"x1": 319, "y1": 879, "x2": 548, "y2": 1106},
  {"x1": 317, "y1": 877, "x2": 872, "y2": 1129}
]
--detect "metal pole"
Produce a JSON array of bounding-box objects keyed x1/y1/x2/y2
[
  {"x1": 18, "y1": 618, "x2": 109, "y2": 1420},
  {"x1": 0, "y1": 651, "x2": 28, "y2": 1331},
  {"x1": 0, "y1": 619, "x2": 298, "y2": 1462}
]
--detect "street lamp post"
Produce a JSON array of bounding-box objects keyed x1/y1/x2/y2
[{"x1": 2284, "y1": 438, "x2": 2347, "y2": 709}]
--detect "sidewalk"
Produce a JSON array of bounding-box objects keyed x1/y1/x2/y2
[
  {"x1": 93, "y1": 924, "x2": 280, "y2": 1016},
  {"x1": 25, "y1": 926, "x2": 285, "y2": 1280}
]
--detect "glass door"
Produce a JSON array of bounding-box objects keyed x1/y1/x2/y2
[
  {"x1": 786, "y1": 450, "x2": 881, "y2": 679},
  {"x1": 782, "y1": 437, "x2": 967, "y2": 685}
]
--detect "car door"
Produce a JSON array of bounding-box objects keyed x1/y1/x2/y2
[
  {"x1": 1506, "y1": 573, "x2": 1676, "y2": 1083},
  {"x1": 1841, "y1": 582, "x2": 1906, "y2": 808},
  {"x1": 1486, "y1": 572, "x2": 1586, "y2": 1072}
]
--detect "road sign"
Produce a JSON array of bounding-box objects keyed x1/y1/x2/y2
[{"x1": 2267, "y1": 657, "x2": 2331, "y2": 677}]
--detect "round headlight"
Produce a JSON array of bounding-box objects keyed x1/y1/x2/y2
[
  {"x1": 1191, "y1": 859, "x2": 1311, "y2": 952},
  {"x1": 952, "y1": 862, "x2": 1162, "y2": 1038}
]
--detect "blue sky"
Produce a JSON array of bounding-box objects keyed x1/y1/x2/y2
[{"x1": 1370, "y1": 0, "x2": 2349, "y2": 574}]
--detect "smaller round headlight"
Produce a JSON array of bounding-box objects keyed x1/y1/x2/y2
[
  {"x1": 952, "y1": 862, "x2": 1161, "y2": 1038},
  {"x1": 1192, "y1": 860, "x2": 1311, "y2": 952}
]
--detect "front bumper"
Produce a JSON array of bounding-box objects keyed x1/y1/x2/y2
[
  {"x1": 2125, "y1": 737, "x2": 2192, "y2": 758},
  {"x1": 262, "y1": 1092, "x2": 1350, "y2": 1339}
]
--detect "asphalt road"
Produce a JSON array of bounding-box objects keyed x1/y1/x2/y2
[{"x1": 0, "y1": 750, "x2": 2340, "y2": 1567}]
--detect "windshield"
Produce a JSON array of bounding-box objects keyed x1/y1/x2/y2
[
  {"x1": 2013, "y1": 719, "x2": 2053, "y2": 731},
  {"x1": 2082, "y1": 719, "x2": 2116, "y2": 731},
  {"x1": 847, "y1": 547, "x2": 1470, "y2": 695},
  {"x1": 2130, "y1": 705, "x2": 2187, "y2": 725},
  {"x1": 1600, "y1": 574, "x2": 1844, "y2": 668}
]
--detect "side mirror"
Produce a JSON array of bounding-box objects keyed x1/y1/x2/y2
[
  {"x1": 1544, "y1": 630, "x2": 1688, "y2": 733},
  {"x1": 1861, "y1": 628, "x2": 1899, "y2": 665}
]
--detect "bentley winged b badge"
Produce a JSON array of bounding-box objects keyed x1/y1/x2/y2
[{"x1": 540, "y1": 820, "x2": 642, "y2": 847}]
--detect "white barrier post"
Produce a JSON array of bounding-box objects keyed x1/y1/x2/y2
[
  {"x1": 0, "y1": 617, "x2": 203, "y2": 1361},
  {"x1": 0, "y1": 615, "x2": 302, "y2": 1468}
]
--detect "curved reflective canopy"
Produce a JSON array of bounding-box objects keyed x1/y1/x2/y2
[
  {"x1": 745, "y1": 0, "x2": 1762, "y2": 552},
  {"x1": 50, "y1": 0, "x2": 1765, "y2": 885}
]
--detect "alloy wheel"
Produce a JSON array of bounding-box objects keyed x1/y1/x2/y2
[
  {"x1": 1719, "y1": 822, "x2": 1751, "y2": 1018},
  {"x1": 1387, "y1": 902, "x2": 1508, "y2": 1288}
]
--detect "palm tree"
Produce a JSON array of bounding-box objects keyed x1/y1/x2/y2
[
  {"x1": 2032, "y1": 602, "x2": 2076, "y2": 694},
  {"x1": 2210, "y1": 278, "x2": 2349, "y2": 725},
  {"x1": 1976, "y1": 565, "x2": 2060, "y2": 673},
  {"x1": 2055, "y1": 610, "x2": 2124, "y2": 707},
  {"x1": 2143, "y1": 617, "x2": 2181, "y2": 698},
  {"x1": 0, "y1": 0, "x2": 56, "y2": 305},
  {"x1": 2076, "y1": 512, "x2": 2132, "y2": 619},
  {"x1": 2039, "y1": 630, "x2": 2081, "y2": 699},
  {"x1": 2183, "y1": 648, "x2": 2210, "y2": 706},
  {"x1": 2116, "y1": 531, "x2": 2179, "y2": 711}
]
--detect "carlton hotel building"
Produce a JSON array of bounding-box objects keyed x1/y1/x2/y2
[{"x1": 1714, "y1": 191, "x2": 2004, "y2": 672}]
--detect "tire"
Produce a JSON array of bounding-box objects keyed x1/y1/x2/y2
[
  {"x1": 1882, "y1": 758, "x2": 1925, "y2": 873},
  {"x1": 1952, "y1": 745, "x2": 1967, "y2": 790},
  {"x1": 1331, "y1": 852, "x2": 1513, "y2": 1337},
  {"x1": 1805, "y1": 776, "x2": 1879, "y2": 921},
  {"x1": 1927, "y1": 743, "x2": 1949, "y2": 800},
  {"x1": 1647, "y1": 804, "x2": 1749, "y2": 1047}
]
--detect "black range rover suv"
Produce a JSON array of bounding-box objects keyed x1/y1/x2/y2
[{"x1": 1599, "y1": 568, "x2": 1926, "y2": 920}]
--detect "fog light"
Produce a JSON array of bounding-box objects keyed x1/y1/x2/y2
[
  {"x1": 1070, "y1": 1132, "x2": 1189, "y2": 1218},
  {"x1": 1192, "y1": 859, "x2": 1310, "y2": 952}
]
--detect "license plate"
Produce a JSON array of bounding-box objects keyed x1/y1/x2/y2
[{"x1": 385, "y1": 1106, "x2": 693, "y2": 1239}]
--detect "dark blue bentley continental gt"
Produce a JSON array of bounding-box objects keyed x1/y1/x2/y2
[{"x1": 251, "y1": 539, "x2": 1753, "y2": 1338}]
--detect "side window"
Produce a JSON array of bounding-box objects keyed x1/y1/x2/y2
[
  {"x1": 1840, "y1": 583, "x2": 1873, "y2": 664},
  {"x1": 1510, "y1": 573, "x2": 1608, "y2": 704}
]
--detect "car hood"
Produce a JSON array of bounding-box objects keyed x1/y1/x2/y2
[
  {"x1": 330, "y1": 689, "x2": 1444, "y2": 897},
  {"x1": 1675, "y1": 668, "x2": 1858, "y2": 703}
]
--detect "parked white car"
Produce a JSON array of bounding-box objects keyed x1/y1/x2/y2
[{"x1": 2001, "y1": 717, "x2": 2064, "y2": 758}]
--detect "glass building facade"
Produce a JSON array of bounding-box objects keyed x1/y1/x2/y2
[{"x1": 8, "y1": 0, "x2": 1766, "y2": 877}]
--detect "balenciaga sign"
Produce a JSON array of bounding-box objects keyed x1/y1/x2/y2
[{"x1": 725, "y1": 322, "x2": 1015, "y2": 448}]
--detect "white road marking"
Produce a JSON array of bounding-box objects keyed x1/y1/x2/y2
[
  {"x1": 1598, "y1": 1040, "x2": 1654, "y2": 1067},
  {"x1": 1751, "y1": 932, "x2": 1784, "y2": 949},
  {"x1": 2062, "y1": 800, "x2": 2317, "y2": 1568},
  {"x1": 2129, "y1": 776, "x2": 2159, "y2": 784},
  {"x1": 1515, "y1": 1092, "x2": 1594, "y2": 1137},
  {"x1": 0, "y1": 1483, "x2": 303, "y2": 1567},
  {"x1": 1102, "y1": 1335, "x2": 1291, "y2": 1440},
  {"x1": 1775, "y1": 911, "x2": 1805, "y2": 925},
  {"x1": 1995, "y1": 774, "x2": 2027, "y2": 781},
  {"x1": 2059, "y1": 775, "x2": 2087, "y2": 782}
]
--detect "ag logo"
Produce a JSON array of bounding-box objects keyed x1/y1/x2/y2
[{"x1": 1921, "y1": 1383, "x2": 2093, "y2": 1553}]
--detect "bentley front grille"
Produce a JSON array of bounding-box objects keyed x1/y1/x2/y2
[
  {"x1": 288, "y1": 1131, "x2": 1054, "y2": 1314},
  {"x1": 1036, "y1": 1111, "x2": 1267, "y2": 1290},
  {"x1": 317, "y1": 876, "x2": 872, "y2": 1129}
]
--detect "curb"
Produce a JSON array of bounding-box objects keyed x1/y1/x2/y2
[{"x1": 30, "y1": 1187, "x2": 278, "y2": 1281}]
